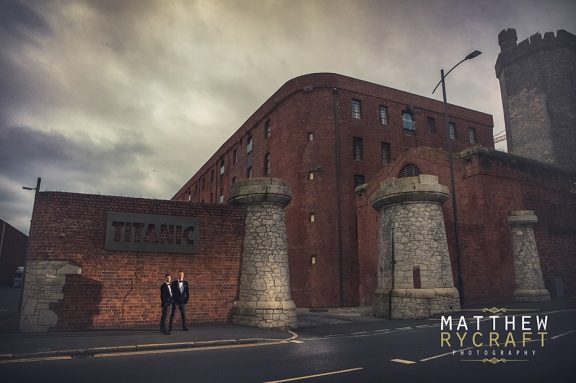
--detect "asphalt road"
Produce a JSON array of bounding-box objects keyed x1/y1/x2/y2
[{"x1": 1, "y1": 308, "x2": 575, "y2": 383}]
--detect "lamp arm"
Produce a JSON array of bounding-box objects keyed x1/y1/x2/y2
[{"x1": 432, "y1": 57, "x2": 468, "y2": 94}]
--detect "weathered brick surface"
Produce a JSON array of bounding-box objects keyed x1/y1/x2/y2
[
  {"x1": 496, "y1": 28, "x2": 576, "y2": 171},
  {"x1": 173, "y1": 73, "x2": 494, "y2": 307},
  {"x1": 24, "y1": 192, "x2": 246, "y2": 330},
  {"x1": 357, "y1": 146, "x2": 576, "y2": 305}
]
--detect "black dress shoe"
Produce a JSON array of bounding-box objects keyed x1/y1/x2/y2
[
  {"x1": 164, "y1": 331, "x2": 171, "y2": 335},
  {"x1": 183, "y1": 328, "x2": 189, "y2": 331}
]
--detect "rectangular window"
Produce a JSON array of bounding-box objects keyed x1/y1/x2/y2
[
  {"x1": 210, "y1": 169, "x2": 215, "y2": 182},
  {"x1": 379, "y1": 105, "x2": 388, "y2": 125},
  {"x1": 247, "y1": 166, "x2": 253, "y2": 179},
  {"x1": 381, "y1": 142, "x2": 391, "y2": 164},
  {"x1": 264, "y1": 153, "x2": 271, "y2": 176},
  {"x1": 219, "y1": 158, "x2": 225, "y2": 175},
  {"x1": 354, "y1": 175, "x2": 365, "y2": 187},
  {"x1": 413, "y1": 266, "x2": 421, "y2": 289},
  {"x1": 449, "y1": 122, "x2": 456, "y2": 140},
  {"x1": 353, "y1": 137, "x2": 363, "y2": 161},
  {"x1": 402, "y1": 112, "x2": 415, "y2": 131},
  {"x1": 246, "y1": 136, "x2": 253, "y2": 154},
  {"x1": 427, "y1": 117, "x2": 436, "y2": 134},
  {"x1": 264, "y1": 119, "x2": 271, "y2": 139},
  {"x1": 352, "y1": 99, "x2": 362, "y2": 119},
  {"x1": 233, "y1": 149, "x2": 238, "y2": 165},
  {"x1": 201, "y1": 177, "x2": 205, "y2": 190},
  {"x1": 469, "y1": 127, "x2": 477, "y2": 144},
  {"x1": 308, "y1": 132, "x2": 314, "y2": 141},
  {"x1": 309, "y1": 213, "x2": 315, "y2": 222},
  {"x1": 309, "y1": 171, "x2": 314, "y2": 180}
]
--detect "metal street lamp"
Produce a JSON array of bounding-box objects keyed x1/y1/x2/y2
[
  {"x1": 22, "y1": 177, "x2": 41, "y2": 194},
  {"x1": 18, "y1": 177, "x2": 41, "y2": 320},
  {"x1": 432, "y1": 50, "x2": 482, "y2": 305}
]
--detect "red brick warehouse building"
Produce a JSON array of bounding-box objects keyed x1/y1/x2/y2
[{"x1": 173, "y1": 73, "x2": 494, "y2": 308}]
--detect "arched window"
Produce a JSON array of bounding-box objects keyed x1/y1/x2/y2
[{"x1": 398, "y1": 163, "x2": 421, "y2": 178}]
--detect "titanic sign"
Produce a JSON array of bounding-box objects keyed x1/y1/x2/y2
[{"x1": 105, "y1": 212, "x2": 199, "y2": 253}]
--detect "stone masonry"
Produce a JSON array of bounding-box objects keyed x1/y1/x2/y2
[
  {"x1": 508, "y1": 210, "x2": 551, "y2": 301},
  {"x1": 227, "y1": 178, "x2": 296, "y2": 329},
  {"x1": 496, "y1": 28, "x2": 576, "y2": 171},
  {"x1": 19, "y1": 261, "x2": 82, "y2": 332},
  {"x1": 370, "y1": 175, "x2": 460, "y2": 319}
]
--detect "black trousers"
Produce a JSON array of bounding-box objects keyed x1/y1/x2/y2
[
  {"x1": 160, "y1": 304, "x2": 171, "y2": 332},
  {"x1": 170, "y1": 303, "x2": 188, "y2": 330}
]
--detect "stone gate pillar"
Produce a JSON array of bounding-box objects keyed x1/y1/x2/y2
[
  {"x1": 369, "y1": 175, "x2": 460, "y2": 319},
  {"x1": 227, "y1": 178, "x2": 296, "y2": 329},
  {"x1": 508, "y1": 210, "x2": 551, "y2": 301}
]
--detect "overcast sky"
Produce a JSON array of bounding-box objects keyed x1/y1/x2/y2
[{"x1": 1, "y1": 0, "x2": 575, "y2": 234}]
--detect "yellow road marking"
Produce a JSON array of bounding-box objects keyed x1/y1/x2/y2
[
  {"x1": 390, "y1": 358, "x2": 416, "y2": 364},
  {"x1": 0, "y1": 356, "x2": 72, "y2": 364},
  {"x1": 264, "y1": 367, "x2": 364, "y2": 383},
  {"x1": 94, "y1": 340, "x2": 287, "y2": 358},
  {"x1": 550, "y1": 330, "x2": 575, "y2": 340}
]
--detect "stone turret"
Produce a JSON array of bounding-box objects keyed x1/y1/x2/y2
[
  {"x1": 369, "y1": 175, "x2": 460, "y2": 319},
  {"x1": 496, "y1": 28, "x2": 576, "y2": 171},
  {"x1": 228, "y1": 178, "x2": 296, "y2": 329},
  {"x1": 508, "y1": 211, "x2": 551, "y2": 302}
]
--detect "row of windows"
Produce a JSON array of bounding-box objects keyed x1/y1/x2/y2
[
  {"x1": 211, "y1": 118, "x2": 272, "y2": 180},
  {"x1": 351, "y1": 99, "x2": 478, "y2": 143},
  {"x1": 353, "y1": 137, "x2": 392, "y2": 164}
]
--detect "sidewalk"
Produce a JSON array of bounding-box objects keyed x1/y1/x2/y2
[{"x1": 0, "y1": 325, "x2": 294, "y2": 361}]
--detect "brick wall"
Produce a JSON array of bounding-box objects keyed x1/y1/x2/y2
[
  {"x1": 26, "y1": 192, "x2": 246, "y2": 330},
  {"x1": 173, "y1": 72, "x2": 494, "y2": 307},
  {"x1": 357, "y1": 146, "x2": 576, "y2": 305}
]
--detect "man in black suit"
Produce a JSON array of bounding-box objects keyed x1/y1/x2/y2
[
  {"x1": 160, "y1": 273, "x2": 173, "y2": 335},
  {"x1": 170, "y1": 270, "x2": 189, "y2": 331}
]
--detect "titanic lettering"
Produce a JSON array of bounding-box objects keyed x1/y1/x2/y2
[{"x1": 105, "y1": 212, "x2": 199, "y2": 253}]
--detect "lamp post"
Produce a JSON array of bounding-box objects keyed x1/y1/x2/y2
[
  {"x1": 432, "y1": 50, "x2": 481, "y2": 305},
  {"x1": 18, "y1": 177, "x2": 41, "y2": 319},
  {"x1": 22, "y1": 177, "x2": 41, "y2": 195}
]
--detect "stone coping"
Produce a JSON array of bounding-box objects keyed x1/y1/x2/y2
[
  {"x1": 370, "y1": 175, "x2": 449, "y2": 210},
  {"x1": 228, "y1": 178, "x2": 291, "y2": 206},
  {"x1": 507, "y1": 210, "x2": 538, "y2": 226}
]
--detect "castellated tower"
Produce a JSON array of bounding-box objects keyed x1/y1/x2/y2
[{"x1": 495, "y1": 28, "x2": 576, "y2": 171}]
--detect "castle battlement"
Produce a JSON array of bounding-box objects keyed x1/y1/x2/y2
[{"x1": 495, "y1": 28, "x2": 576, "y2": 77}]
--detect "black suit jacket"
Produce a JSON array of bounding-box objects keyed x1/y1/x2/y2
[
  {"x1": 160, "y1": 283, "x2": 173, "y2": 307},
  {"x1": 171, "y1": 280, "x2": 189, "y2": 305}
]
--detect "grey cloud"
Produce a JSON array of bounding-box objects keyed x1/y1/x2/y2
[
  {"x1": 1, "y1": 0, "x2": 574, "y2": 234},
  {"x1": 0, "y1": 0, "x2": 51, "y2": 39}
]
